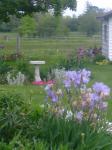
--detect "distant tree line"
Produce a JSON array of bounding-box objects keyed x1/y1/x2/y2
[
  {"x1": 0, "y1": 2, "x2": 105, "y2": 37},
  {"x1": 0, "y1": 14, "x2": 78, "y2": 37}
]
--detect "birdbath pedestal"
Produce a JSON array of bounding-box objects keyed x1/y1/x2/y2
[{"x1": 30, "y1": 61, "x2": 45, "y2": 82}]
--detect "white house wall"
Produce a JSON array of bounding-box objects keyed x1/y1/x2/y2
[
  {"x1": 102, "y1": 20, "x2": 109, "y2": 59},
  {"x1": 108, "y1": 17, "x2": 112, "y2": 60}
]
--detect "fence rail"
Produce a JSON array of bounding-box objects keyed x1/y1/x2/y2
[{"x1": 0, "y1": 34, "x2": 102, "y2": 57}]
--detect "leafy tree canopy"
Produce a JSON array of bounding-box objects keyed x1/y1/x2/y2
[
  {"x1": 0, "y1": 0, "x2": 77, "y2": 22},
  {"x1": 18, "y1": 15, "x2": 37, "y2": 36},
  {"x1": 78, "y1": 2, "x2": 105, "y2": 36}
]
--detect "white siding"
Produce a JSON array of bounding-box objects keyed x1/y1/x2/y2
[
  {"x1": 108, "y1": 17, "x2": 112, "y2": 60},
  {"x1": 102, "y1": 19, "x2": 109, "y2": 59}
]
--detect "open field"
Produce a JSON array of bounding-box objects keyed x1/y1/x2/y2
[
  {"x1": 0, "y1": 32, "x2": 102, "y2": 75},
  {"x1": 0, "y1": 32, "x2": 101, "y2": 59}
]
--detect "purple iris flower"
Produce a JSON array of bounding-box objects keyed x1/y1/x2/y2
[
  {"x1": 92, "y1": 82, "x2": 110, "y2": 96},
  {"x1": 63, "y1": 79, "x2": 71, "y2": 88},
  {"x1": 89, "y1": 93, "x2": 100, "y2": 109},
  {"x1": 76, "y1": 111, "x2": 83, "y2": 121},
  {"x1": 45, "y1": 85, "x2": 58, "y2": 102},
  {"x1": 81, "y1": 69, "x2": 91, "y2": 84},
  {"x1": 51, "y1": 92, "x2": 58, "y2": 102},
  {"x1": 90, "y1": 93, "x2": 100, "y2": 102},
  {"x1": 64, "y1": 69, "x2": 91, "y2": 87},
  {"x1": 73, "y1": 71, "x2": 81, "y2": 86},
  {"x1": 47, "y1": 90, "x2": 58, "y2": 102},
  {"x1": 99, "y1": 102, "x2": 108, "y2": 110},
  {"x1": 65, "y1": 71, "x2": 74, "y2": 80}
]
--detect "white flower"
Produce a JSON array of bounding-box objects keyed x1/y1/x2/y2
[{"x1": 66, "y1": 110, "x2": 73, "y2": 120}]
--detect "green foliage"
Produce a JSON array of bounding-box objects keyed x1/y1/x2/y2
[
  {"x1": 0, "y1": 61, "x2": 12, "y2": 84},
  {"x1": 0, "y1": 0, "x2": 77, "y2": 22},
  {"x1": 0, "y1": 61, "x2": 11, "y2": 74},
  {"x1": 78, "y1": 12, "x2": 100, "y2": 36},
  {"x1": 35, "y1": 14, "x2": 70, "y2": 37},
  {"x1": 36, "y1": 14, "x2": 57, "y2": 37},
  {"x1": 86, "y1": 1, "x2": 105, "y2": 14},
  {"x1": 56, "y1": 17, "x2": 70, "y2": 36},
  {"x1": 52, "y1": 0, "x2": 77, "y2": 16},
  {"x1": 0, "y1": 16, "x2": 20, "y2": 32},
  {"x1": 16, "y1": 60, "x2": 34, "y2": 81},
  {"x1": 33, "y1": 140, "x2": 48, "y2": 150},
  {"x1": 18, "y1": 15, "x2": 37, "y2": 37},
  {"x1": 63, "y1": 16, "x2": 78, "y2": 32},
  {"x1": 0, "y1": 90, "x2": 30, "y2": 142},
  {"x1": 38, "y1": 112, "x2": 112, "y2": 149},
  {"x1": 0, "y1": 141, "x2": 12, "y2": 150},
  {"x1": 0, "y1": 22, "x2": 11, "y2": 32},
  {"x1": 93, "y1": 54, "x2": 106, "y2": 62},
  {"x1": 78, "y1": 3, "x2": 103, "y2": 36},
  {"x1": 0, "y1": 59, "x2": 34, "y2": 84},
  {"x1": 56, "y1": 57, "x2": 77, "y2": 70}
]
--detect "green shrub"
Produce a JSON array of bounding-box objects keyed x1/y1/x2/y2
[
  {"x1": 16, "y1": 60, "x2": 34, "y2": 82},
  {"x1": 0, "y1": 61, "x2": 12, "y2": 84},
  {"x1": 0, "y1": 74, "x2": 7, "y2": 84},
  {"x1": 0, "y1": 90, "x2": 30, "y2": 142},
  {"x1": 0, "y1": 141, "x2": 12, "y2": 150},
  {"x1": 0, "y1": 61, "x2": 11, "y2": 74},
  {"x1": 0, "y1": 138, "x2": 49, "y2": 150},
  {"x1": 93, "y1": 54, "x2": 106, "y2": 62}
]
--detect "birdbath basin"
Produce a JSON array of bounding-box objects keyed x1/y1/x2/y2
[{"x1": 30, "y1": 61, "x2": 45, "y2": 82}]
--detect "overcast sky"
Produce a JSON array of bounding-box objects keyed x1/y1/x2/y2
[{"x1": 64, "y1": 0, "x2": 112, "y2": 16}]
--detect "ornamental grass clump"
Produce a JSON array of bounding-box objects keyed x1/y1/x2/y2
[{"x1": 43, "y1": 68, "x2": 112, "y2": 149}]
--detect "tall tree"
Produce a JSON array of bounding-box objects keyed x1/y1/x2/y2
[
  {"x1": 36, "y1": 14, "x2": 57, "y2": 37},
  {"x1": 78, "y1": 3, "x2": 104, "y2": 36},
  {"x1": 34, "y1": 13, "x2": 69, "y2": 37},
  {"x1": 0, "y1": 0, "x2": 77, "y2": 22},
  {"x1": 63, "y1": 16, "x2": 78, "y2": 32},
  {"x1": 18, "y1": 15, "x2": 37, "y2": 36},
  {"x1": 78, "y1": 13, "x2": 100, "y2": 36}
]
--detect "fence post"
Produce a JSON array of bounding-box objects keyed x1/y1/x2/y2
[{"x1": 16, "y1": 34, "x2": 20, "y2": 54}]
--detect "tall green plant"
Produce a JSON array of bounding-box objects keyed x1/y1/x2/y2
[{"x1": 0, "y1": 90, "x2": 30, "y2": 142}]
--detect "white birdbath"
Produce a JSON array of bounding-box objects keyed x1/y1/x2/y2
[{"x1": 30, "y1": 61, "x2": 45, "y2": 82}]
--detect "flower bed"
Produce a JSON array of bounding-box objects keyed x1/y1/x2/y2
[
  {"x1": 0, "y1": 69, "x2": 112, "y2": 149},
  {"x1": 40, "y1": 68, "x2": 112, "y2": 149}
]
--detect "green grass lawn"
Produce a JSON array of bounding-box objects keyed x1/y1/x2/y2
[
  {"x1": 1, "y1": 63, "x2": 112, "y2": 120},
  {"x1": 0, "y1": 32, "x2": 101, "y2": 59},
  {"x1": 0, "y1": 84, "x2": 45, "y2": 110},
  {"x1": 1, "y1": 32, "x2": 112, "y2": 120}
]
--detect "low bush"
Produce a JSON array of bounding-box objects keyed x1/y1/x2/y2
[
  {"x1": 93, "y1": 54, "x2": 106, "y2": 63},
  {"x1": 0, "y1": 61, "x2": 12, "y2": 84},
  {"x1": 16, "y1": 60, "x2": 34, "y2": 82},
  {"x1": 0, "y1": 90, "x2": 30, "y2": 142}
]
